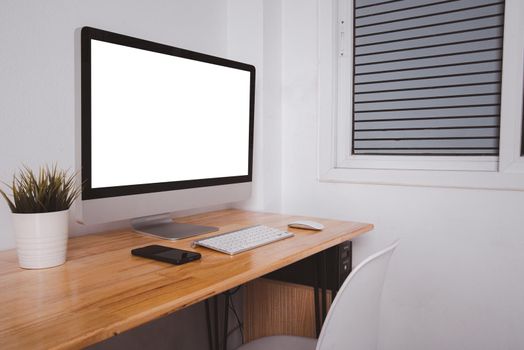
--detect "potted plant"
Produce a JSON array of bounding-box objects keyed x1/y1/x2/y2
[{"x1": 0, "y1": 165, "x2": 81, "y2": 269}]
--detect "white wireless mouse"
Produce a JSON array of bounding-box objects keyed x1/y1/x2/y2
[{"x1": 288, "y1": 220, "x2": 324, "y2": 231}]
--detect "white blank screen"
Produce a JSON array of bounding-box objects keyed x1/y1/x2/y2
[{"x1": 90, "y1": 40, "x2": 251, "y2": 188}]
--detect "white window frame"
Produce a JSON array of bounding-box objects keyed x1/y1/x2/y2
[
  {"x1": 498, "y1": 0, "x2": 524, "y2": 173},
  {"x1": 318, "y1": 0, "x2": 524, "y2": 190}
]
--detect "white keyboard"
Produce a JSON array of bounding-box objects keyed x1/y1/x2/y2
[{"x1": 192, "y1": 225, "x2": 294, "y2": 255}]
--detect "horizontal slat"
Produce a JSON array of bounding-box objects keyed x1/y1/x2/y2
[
  {"x1": 355, "y1": 81, "x2": 500, "y2": 95},
  {"x1": 355, "y1": 48, "x2": 501, "y2": 68},
  {"x1": 355, "y1": 136, "x2": 499, "y2": 141},
  {"x1": 355, "y1": 13, "x2": 504, "y2": 42},
  {"x1": 356, "y1": 1, "x2": 502, "y2": 28},
  {"x1": 356, "y1": 0, "x2": 405, "y2": 10},
  {"x1": 355, "y1": 72, "x2": 501, "y2": 91},
  {"x1": 355, "y1": 39, "x2": 501, "y2": 64},
  {"x1": 354, "y1": 127, "x2": 499, "y2": 139},
  {"x1": 354, "y1": 147, "x2": 497, "y2": 150},
  {"x1": 354, "y1": 138, "x2": 499, "y2": 148},
  {"x1": 355, "y1": 0, "x2": 501, "y2": 17},
  {"x1": 355, "y1": 50, "x2": 501, "y2": 72},
  {"x1": 355, "y1": 4, "x2": 503, "y2": 36},
  {"x1": 353, "y1": 149, "x2": 499, "y2": 155},
  {"x1": 356, "y1": 24, "x2": 502, "y2": 49},
  {"x1": 355, "y1": 92, "x2": 500, "y2": 104},
  {"x1": 355, "y1": 61, "x2": 501, "y2": 83},
  {"x1": 355, "y1": 36, "x2": 502, "y2": 58},
  {"x1": 356, "y1": 59, "x2": 501, "y2": 77},
  {"x1": 354, "y1": 95, "x2": 500, "y2": 111},
  {"x1": 356, "y1": 27, "x2": 502, "y2": 55},
  {"x1": 356, "y1": 0, "x2": 436, "y2": 14},
  {"x1": 356, "y1": 0, "x2": 462, "y2": 19},
  {"x1": 354, "y1": 83, "x2": 500, "y2": 101},
  {"x1": 354, "y1": 116, "x2": 500, "y2": 129},
  {"x1": 356, "y1": 71, "x2": 501, "y2": 87},
  {"x1": 355, "y1": 106, "x2": 500, "y2": 121},
  {"x1": 356, "y1": 0, "x2": 500, "y2": 20},
  {"x1": 355, "y1": 103, "x2": 499, "y2": 114}
]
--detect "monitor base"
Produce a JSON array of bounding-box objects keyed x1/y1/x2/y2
[{"x1": 132, "y1": 217, "x2": 218, "y2": 240}]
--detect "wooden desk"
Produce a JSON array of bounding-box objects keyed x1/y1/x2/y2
[{"x1": 0, "y1": 209, "x2": 373, "y2": 350}]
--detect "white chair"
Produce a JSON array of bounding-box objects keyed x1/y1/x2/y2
[{"x1": 237, "y1": 241, "x2": 399, "y2": 350}]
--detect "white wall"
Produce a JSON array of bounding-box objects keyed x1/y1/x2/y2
[
  {"x1": 279, "y1": 1, "x2": 524, "y2": 349},
  {"x1": 0, "y1": 2, "x2": 232, "y2": 349},
  {"x1": 0, "y1": 0, "x2": 228, "y2": 250},
  {"x1": 228, "y1": 0, "x2": 283, "y2": 213}
]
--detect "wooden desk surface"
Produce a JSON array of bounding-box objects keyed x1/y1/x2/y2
[{"x1": 0, "y1": 209, "x2": 373, "y2": 350}]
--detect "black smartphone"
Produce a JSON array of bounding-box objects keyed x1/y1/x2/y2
[{"x1": 131, "y1": 245, "x2": 201, "y2": 265}]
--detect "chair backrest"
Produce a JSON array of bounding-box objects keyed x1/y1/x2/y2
[{"x1": 316, "y1": 241, "x2": 399, "y2": 350}]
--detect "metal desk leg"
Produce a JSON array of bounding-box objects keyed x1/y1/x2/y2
[
  {"x1": 223, "y1": 295, "x2": 229, "y2": 350},
  {"x1": 320, "y1": 251, "x2": 328, "y2": 322},
  {"x1": 214, "y1": 295, "x2": 219, "y2": 350},
  {"x1": 314, "y1": 250, "x2": 329, "y2": 337},
  {"x1": 205, "y1": 299, "x2": 214, "y2": 350},
  {"x1": 205, "y1": 292, "x2": 233, "y2": 350},
  {"x1": 205, "y1": 296, "x2": 221, "y2": 350},
  {"x1": 314, "y1": 255, "x2": 321, "y2": 337}
]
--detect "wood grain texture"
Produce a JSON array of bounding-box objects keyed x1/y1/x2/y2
[
  {"x1": 0, "y1": 209, "x2": 373, "y2": 350},
  {"x1": 244, "y1": 279, "x2": 332, "y2": 342}
]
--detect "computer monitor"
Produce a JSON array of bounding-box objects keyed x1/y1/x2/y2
[{"x1": 79, "y1": 27, "x2": 255, "y2": 239}]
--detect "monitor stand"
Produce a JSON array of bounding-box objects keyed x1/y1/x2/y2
[{"x1": 131, "y1": 215, "x2": 218, "y2": 240}]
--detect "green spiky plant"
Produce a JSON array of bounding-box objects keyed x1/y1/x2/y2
[{"x1": 0, "y1": 165, "x2": 81, "y2": 214}]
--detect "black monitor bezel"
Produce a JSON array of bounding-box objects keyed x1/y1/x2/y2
[{"x1": 81, "y1": 27, "x2": 255, "y2": 200}]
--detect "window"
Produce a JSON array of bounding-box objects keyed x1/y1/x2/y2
[
  {"x1": 351, "y1": 0, "x2": 504, "y2": 157},
  {"x1": 318, "y1": 0, "x2": 524, "y2": 189}
]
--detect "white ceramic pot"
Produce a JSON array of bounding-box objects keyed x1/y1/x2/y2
[{"x1": 12, "y1": 210, "x2": 69, "y2": 269}]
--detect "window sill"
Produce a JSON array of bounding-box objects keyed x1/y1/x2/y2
[
  {"x1": 336, "y1": 155, "x2": 498, "y2": 172},
  {"x1": 319, "y1": 166, "x2": 524, "y2": 191}
]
